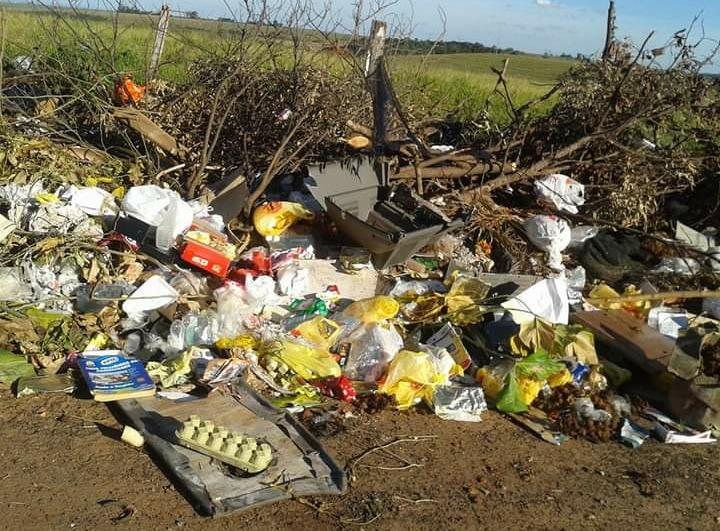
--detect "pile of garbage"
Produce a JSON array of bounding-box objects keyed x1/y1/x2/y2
[
  {"x1": 1, "y1": 153, "x2": 718, "y2": 450},
  {"x1": 1, "y1": 16, "x2": 720, "y2": 518}
]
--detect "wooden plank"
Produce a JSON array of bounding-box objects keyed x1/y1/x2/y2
[
  {"x1": 112, "y1": 108, "x2": 179, "y2": 156},
  {"x1": 572, "y1": 310, "x2": 675, "y2": 374}
]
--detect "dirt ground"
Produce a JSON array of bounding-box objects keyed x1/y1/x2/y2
[{"x1": 1, "y1": 387, "x2": 720, "y2": 531}]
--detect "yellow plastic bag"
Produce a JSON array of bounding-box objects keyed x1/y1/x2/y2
[
  {"x1": 343, "y1": 296, "x2": 399, "y2": 324},
  {"x1": 253, "y1": 201, "x2": 314, "y2": 238},
  {"x1": 147, "y1": 350, "x2": 192, "y2": 388},
  {"x1": 268, "y1": 339, "x2": 340, "y2": 380},
  {"x1": 547, "y1": 368, "x2": 572, "y2": 388},
  {"x1": 517, "y1": 376, "x2": 543, "y2": 405},
  {"x1": 216, "y1": 334, "x2": 259, "y2": 351},
  {"x1": 588, "y1": 283, "x2": 652, "y2": 318},
  {"x1": 378, "y1": 350, "x2": 453, "y2": 410},
  {"x1": 292, "y1": 317, "x2": 342, "y2": 351},
  {"x1": 445, "y1": 276, "x2": 491, "y2": 325}
]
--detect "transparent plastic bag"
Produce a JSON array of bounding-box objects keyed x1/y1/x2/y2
[
  {"x1": 168, "y1": 311, "x2": 220, "y2": 351},
  {"x1": 344, "y1": 323, "x2": 404, "y2": 383},
  {"x1": 214, "y1": 283, "x2": 250, "y2": 337}
]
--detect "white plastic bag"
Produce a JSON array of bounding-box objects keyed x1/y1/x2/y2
[
  {"x1": 344, "y1": 323, "x2": 404, "y2": 382},
  {"x1": 534, "y1": 174, "x2": 585, "y2": 214},
  {"x1": 0, "y1": 267, "x2": 32, "y2": 301},
  {"x1": 524, "y1": 215, "x2": 571, "y2": 271},
  {"x1": 121, "y1": 185, "x2": 170, "y2": 226},
  {"x1": 122, "y1": 275, "x2": 178, "y2": 315},
  {"x1": 245, "y1": 275, "x2": 276, "y2": 311},
  {"x1": 277, "y1": 262, "x2": 310, "y2": 298},
  {"x1": 502, "y1": 277, "x2": 570, "y2": 325},
  {"x1": 214, "y1": 282, "x2": 250, "y2": 338},
  {"x1": 67, "y1": 187, "x2": 117, "y2": 217},
  {"x1": 121, "y1": 185, "x2": 194, "y2": 250}
]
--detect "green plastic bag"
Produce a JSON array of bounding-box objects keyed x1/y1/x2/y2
[{"x1": 0, "y1": 350, "x2": 36, "y2": 385}]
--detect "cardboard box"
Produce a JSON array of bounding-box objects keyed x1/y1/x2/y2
[{"x1": 181, "y1": 240, "x2": 231, "y2": 278}]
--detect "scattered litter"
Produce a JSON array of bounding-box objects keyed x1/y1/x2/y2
[
  {"x1": 120, "y1": 425, "x2": 145, "y2": 448},
  {"x1": 620, "y1": 419, "x2": 650, "y2": 449},
  {"x1": 0, "y1": 14, "x2": 717, "y2": 521},
  {"x1": 433, "y1": 385, "x2": 487, "y2": 422}
]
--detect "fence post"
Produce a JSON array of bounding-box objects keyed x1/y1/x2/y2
[{"x1": 148, "y1": 4, "x2": 171, "y2": 82}]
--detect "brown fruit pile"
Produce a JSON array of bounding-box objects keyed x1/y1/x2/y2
[
  {"x1": 544, "y1": 386, "x2": 622, "y2": 443},
  {"x1": 701, "y1": 340, "x2": 720, "y2": 379},
  {"x1": 355, "y1": 393, "x2": 395, "y2": 415}
]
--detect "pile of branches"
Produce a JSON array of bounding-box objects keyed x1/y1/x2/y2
[
  {"x1": 513, "y1": 54, "x2": 719, "y2": 230},
  {"x1": 380, "y1": 37, "x2": 720, "y2": 240},
  {"x1": 152, "y1": 58, "x2": 371, "y2": 195}
]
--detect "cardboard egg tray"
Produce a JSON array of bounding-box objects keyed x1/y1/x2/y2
[{"x1": 175, "y1": 416, "x2": 272, "y2": 474}]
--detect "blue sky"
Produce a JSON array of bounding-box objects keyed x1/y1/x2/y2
[
  {"x1": 164, "y1": 1, "x2": 719, "y2": 59},
  {"x1": 39, "y1": 1, "x2": 720, "y2": 62}
]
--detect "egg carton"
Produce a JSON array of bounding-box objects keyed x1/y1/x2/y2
[
  {"x1": 262, "y1": 355, "x2": 296, "y2": 389},
  {"x1": 175, "y1": 416, "x2": 272, "y2": 474}
]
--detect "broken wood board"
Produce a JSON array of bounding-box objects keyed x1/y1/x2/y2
[
  {"x1": 114, "y1": 382, "x2": 346, "y2": 516},
  {"x1": 112, "y1": 108, "x2": 180, "y2": 156},
  {"x1": 572, "y1": 310, "x2": 675, "y2": 375},
  {"x1": 206, "y1": 169, "x2": 249, "y2": 223}
]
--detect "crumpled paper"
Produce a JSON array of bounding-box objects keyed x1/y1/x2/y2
[{"x1": 433, "y1": 385, "x2": 487, "y2": 422}]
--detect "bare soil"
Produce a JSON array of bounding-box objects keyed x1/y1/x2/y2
[{"x1": 1, "y1": 387, "x2": 719, "y2": 531}]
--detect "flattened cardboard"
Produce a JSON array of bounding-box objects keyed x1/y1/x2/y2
[{"x1": 115, "y1": 382, "x2": 346, "y2": 516}]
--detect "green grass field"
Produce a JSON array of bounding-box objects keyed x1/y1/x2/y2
[{"x1": 0, "y1": 4, "x2": 573, "y2": 122}]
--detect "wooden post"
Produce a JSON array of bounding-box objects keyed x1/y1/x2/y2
[
  {"x1": 148, "y1": 4, "x2": 171, "y2": 82},
  {"x1": 365, "y1": 20, "x2": 389, "y2": 160},
  {"x1": 602, "y1": 0, "x2": 616, "y2": 61}
]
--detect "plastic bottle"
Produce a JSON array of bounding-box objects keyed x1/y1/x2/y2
[{"x1": 123, "y1": 332, "x2": 142, "y2": 354}]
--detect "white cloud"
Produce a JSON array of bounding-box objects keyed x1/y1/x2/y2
[{"x1": 535, "y1": 0, "x2": 560, "y2": 7}]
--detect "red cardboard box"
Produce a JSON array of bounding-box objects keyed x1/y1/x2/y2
[{"x1": 180, "y1": 240, "x2": 231, "y2": 278}]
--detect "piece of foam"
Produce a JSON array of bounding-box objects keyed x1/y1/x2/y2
[{"x1": 175, "y1": 415, "x2": 272, "y2": 474}]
